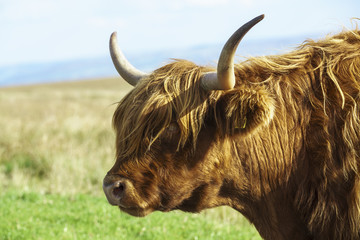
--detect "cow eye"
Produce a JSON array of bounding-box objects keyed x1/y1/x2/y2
[
  {"x1": 161, "y1": 122, "x2": 180, "y2": 141},
  {"x1": 165, "y1": 122, "x2": 180, "y2": 134},
  {"x1": 159, "y1": 122, "x2": 181, "y2": 151}
]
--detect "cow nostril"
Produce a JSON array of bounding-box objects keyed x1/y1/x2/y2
[
  {"x1": 103, "y1": 177, "x2": 128, "y2": 205},
  {"x1": 112, "y1": 182, "x2": 125, "y2": 198}
]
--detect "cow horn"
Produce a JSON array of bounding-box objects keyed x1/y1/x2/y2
[
  {"x1": 109, "y1": 32, "x2": 148, "y2": 86},
  {"x1": 201, "y1": 14, "x2": 264, "y2": 90}
]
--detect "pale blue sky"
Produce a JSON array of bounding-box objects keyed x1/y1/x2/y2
[{"x1": 0, "y1": 0, "x2": 359, "y2": 66}]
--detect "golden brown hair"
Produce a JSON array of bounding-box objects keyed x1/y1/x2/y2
[
  {"x1": 113, "y1": 61, "x2": 217, "y2": 159},
  {"x1": 234, "y1": 29, "x2": 360, "y2": 238},
  {"x1": 113, "y1": 28, "x2": 360, "y2": 239}
]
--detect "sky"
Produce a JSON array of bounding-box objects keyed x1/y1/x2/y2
[{"x1": 0, "y1": 0, "x2": 359, "y2": 66}]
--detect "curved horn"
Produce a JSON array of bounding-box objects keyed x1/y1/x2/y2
[
  {"x1": 109, "y1": 32, "x2": 148, "y2": 86},
  {"x1": 201, "y1": 15, "x2": 265, "y2": 90}
]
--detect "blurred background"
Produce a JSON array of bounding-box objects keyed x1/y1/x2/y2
[{"x1": 0, "y1": 0, "x2": 359, "y2": 86}]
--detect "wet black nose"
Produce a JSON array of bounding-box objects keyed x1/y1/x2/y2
[{"x1": 103, "y1": 177, "x2": 126, "y2": 206}]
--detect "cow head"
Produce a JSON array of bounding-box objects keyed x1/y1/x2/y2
[{"x1": 103, "y1": 15, "x2": 275, "y2": 217}]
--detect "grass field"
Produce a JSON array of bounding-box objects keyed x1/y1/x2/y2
[{"x1": 0, "y1": 78, "x2": 261, "y2": 239}]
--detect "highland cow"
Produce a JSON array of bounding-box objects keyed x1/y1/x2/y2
[{"x1": 103, "y1": 15, "x2": 360, "y2": 239}]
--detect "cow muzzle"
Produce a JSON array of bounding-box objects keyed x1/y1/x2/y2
[
  {"x1": 103, "y1": 175, "x2": 129, "y2": 206},
  {"x1": 103, "y1": 174, "x2": 155, "y2": 217}
]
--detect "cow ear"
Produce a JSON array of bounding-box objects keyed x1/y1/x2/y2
[{"x1": 214, "y1": 86, "x2": 275, "y2": 136}]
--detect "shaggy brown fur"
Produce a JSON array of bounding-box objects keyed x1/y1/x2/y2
[{"x1": 107, "y1": 28, "x2": 360, "y2": 239}]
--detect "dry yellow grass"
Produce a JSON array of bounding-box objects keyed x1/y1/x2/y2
[{"x1": 0, "y1": 78, "x2": 130, "y2": 195}]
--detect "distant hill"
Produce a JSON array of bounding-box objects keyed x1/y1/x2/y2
[{"x1": 0, "y1": 36, "x2": 306, "y2": 87}]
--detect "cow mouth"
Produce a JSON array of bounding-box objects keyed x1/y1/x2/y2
[{"x1": 119, "y1": 205, "x2": 154, "y2": 217}]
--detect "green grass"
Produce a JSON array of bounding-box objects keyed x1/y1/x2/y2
[
  {"x1": 0, "y1": 78, "x2": 261, "y2": 239},
  {"x1": 0, "y1": 191, "x2": 260, "y2": 240}
]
